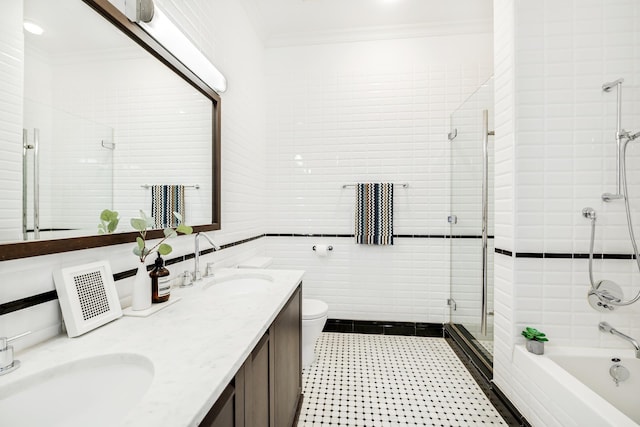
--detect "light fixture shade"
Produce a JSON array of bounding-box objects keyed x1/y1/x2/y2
[{"x1": 139, "y1": 7, "x2": 227, "y2": 93}]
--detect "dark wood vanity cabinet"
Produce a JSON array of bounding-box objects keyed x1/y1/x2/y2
[
  {"x1": 271, "y1": 286, "x2": 302, "y2": 427},
  {"x1": 198, "y1": 383, "x2": 240, "y2": 427},
  {"x1": 245, "y1": 333, "x2": 271, "y2": 427},
  {"x1": 200, "y1": 285, "x2": 302, "y2": 427}
]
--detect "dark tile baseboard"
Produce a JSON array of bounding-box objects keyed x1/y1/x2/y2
[{"x1": 323, "y1": 319, "x2": 444, "y2": 337}]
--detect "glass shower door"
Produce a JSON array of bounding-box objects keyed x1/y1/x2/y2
[
  {"x1": 23, "y1": 98, "x2": 114, "y2": 240},
  {"x1": 448, "y1": 77, "x2": 494, "y2": 367}
]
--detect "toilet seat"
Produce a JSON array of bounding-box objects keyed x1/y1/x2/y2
[{"x1": 303, "y1": 298, "x2": 328, "y2": 320}]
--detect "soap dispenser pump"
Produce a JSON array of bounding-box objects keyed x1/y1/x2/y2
[{"x1": 150, "y1": 253, "x2": 170, "y2": 303}]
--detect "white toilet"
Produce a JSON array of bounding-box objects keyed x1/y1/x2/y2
[
  {"x1": 301, "y1": 298, "x2": 328, "y2": 367},
  {"x1": 237, "y1": 257, "x2": 329, "y2": 368}
]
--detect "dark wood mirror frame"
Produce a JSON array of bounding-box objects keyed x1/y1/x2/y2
[{"x1": 0, "y1": 0, "x2": 221, "y2": 261}]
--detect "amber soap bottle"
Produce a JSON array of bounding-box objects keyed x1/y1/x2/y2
[{"x1": 150, "y1": 253, "x2": 171, "y2": 303}]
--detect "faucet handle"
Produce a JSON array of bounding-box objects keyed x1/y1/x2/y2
[
  {"x1": 205, "y1": 262, "x2": 215, "y2": 278},
  {"x1": 181, "y1": 270, "x2": 194, "y2": 287},
  {"x1": 599, "y1": 322, "x2": 614, "y2": 333},
  {"x1": 0, "y1": 331, "x2": 31, "y2": 351}
]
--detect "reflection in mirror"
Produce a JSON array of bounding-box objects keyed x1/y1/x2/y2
[
  {"x1": 14, "y1": 0, "x2": 212, "y2": 244},
  {"x1": 2, "y1": 0, "x2": 215, "y2": 246},
  {"x1": 22, "y1": 100, "x2": 115, "y2": 241}
]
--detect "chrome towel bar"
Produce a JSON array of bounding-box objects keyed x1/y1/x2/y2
[
  {"x1": 141, "y1": 184, "x2": 200, "y2": 189},
  {"x1": 342, "y1": 183, "x2": 408, "y2": 189}
]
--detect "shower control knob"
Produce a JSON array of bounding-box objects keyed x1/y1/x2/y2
[{"x1": 582, "y1": 207, "x2": 596, "y2": 220}]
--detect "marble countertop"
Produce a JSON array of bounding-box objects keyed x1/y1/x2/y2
[{"x1": 2, "y1": 268, "x2": 304, "y2": 427}]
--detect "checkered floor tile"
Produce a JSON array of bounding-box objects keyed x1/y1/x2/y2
[{"x1": 298, "y1": 333, "x2": 507, "y2": 427}]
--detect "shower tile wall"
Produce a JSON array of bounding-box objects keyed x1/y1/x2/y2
[
  {"x1": 493, "y1": 0, "x2": 640, "y2": 425},
  {"x1": 0, "y1": 0, "x2": 268, "y2": 349},
  {"x1": 492, "y1": 0, "x2": 517, "y2": 409},
  {"x1": 265, "y1": 33, "x2": 493, "y2": 323}
]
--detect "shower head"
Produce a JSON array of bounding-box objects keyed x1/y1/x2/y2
[
  {"x1": 582, "y1": 207, "x2": 597, "y2": 220},
  {"x1": 602, "y1": 78, "x2": 624, "y2": 92}
]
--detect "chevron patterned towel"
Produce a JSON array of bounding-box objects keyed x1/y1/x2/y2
[
  {"x1": 355, "y1": 183, "x2": 394, "y2": 245},
  {"x1": 151, "y1": 185, "x2": 185, "y2": 228}
]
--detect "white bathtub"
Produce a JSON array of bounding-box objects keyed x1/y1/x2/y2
[{"x1": 514, "y1": 345, "x2": 640, "y2": 427}]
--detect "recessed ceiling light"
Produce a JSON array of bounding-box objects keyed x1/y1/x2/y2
[{"x1": 23, "y1": 21, "x2": 44, "y2": 36}]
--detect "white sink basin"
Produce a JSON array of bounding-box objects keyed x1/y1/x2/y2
[
  {"x1": 204, "y1": 272, "x2": 274, "y2": 295},
  {"x1": 0, "y1": 353, "x2": 154, "y2": 427}
]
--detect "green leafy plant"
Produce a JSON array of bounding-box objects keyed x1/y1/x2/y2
[
  {"x1": 521, "y1": 327, "x2": 548, "y2": 342},
  {"x1": 98, "y1": 209, "x2": 120, "y2": 234},
  {"x1": 130, "y1": 210, "x2": 193, "y2": 263}
]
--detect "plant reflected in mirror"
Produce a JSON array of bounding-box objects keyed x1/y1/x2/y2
[{"x1": 97, "y1": 209, "x2": 120, "y2": 235}]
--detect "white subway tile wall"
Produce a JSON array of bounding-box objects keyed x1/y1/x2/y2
[
  {"x1": 266, "y1": 237, "x2": 449, "y2": 323},
  {"x1": 265, "y1": 34, "x2": 493, "y2": 323},
  {"x1": 494, "y1": 1, "x2": 640, "y2": 425},
  {"x1": 492, "y1": 0, "x2": 519, "y2": 417},
  {"x1": 0, "y1": 2, "x2": 23, "y2": 242},
  {"x1": 0, "y1": 0, "x2": 267, "y2": 347}
]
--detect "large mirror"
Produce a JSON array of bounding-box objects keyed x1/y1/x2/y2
[{"x1": 0, "y1": 0, "x2": 221, "y2": 260}]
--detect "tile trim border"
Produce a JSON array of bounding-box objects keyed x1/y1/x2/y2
[
  {"x1": 0, "y1": 290, "x2": 58, "y2": 316},
  {"x1": 495, "y1": 247, "x2": 637, "y2": 259}
]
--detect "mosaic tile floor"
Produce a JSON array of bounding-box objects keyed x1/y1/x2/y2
[{"x1": 298, "y1": 333, "x2": 507, "y2": 427}]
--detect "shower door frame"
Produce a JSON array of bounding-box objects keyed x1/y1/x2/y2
[{"x1": 447, "y1": 82, "x2": 494, "y2": 379}]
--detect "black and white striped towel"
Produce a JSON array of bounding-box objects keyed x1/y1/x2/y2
[
  {"x1": 355, "y1": 183, "x2": 393, "y2": 245},
  {"x1": 151, "y1": 185, "x2": 185, "y2": 228}
]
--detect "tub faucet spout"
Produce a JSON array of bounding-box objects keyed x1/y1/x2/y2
[{"x1": 599, "y1": 322, "x2": 640, "y2": 358}]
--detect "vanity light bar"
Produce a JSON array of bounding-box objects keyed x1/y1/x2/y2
[{"x1": 137, "y1": 7, "x2": 227, "y2": 93}]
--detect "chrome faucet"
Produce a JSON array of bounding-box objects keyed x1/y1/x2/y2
[
  {"x1": 0, "y1": 331, "x2": 31, "y2": 376},
  {"x1": 194, "y1": 232, "x2": 220, "y2": 282},
  {"x1": 599, "y1": 322, "x2": 640, "y2": 358}
]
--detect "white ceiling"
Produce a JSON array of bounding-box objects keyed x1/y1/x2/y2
[{"x1": 239, "y1": 0, "x2": 493, "y2": 46}]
